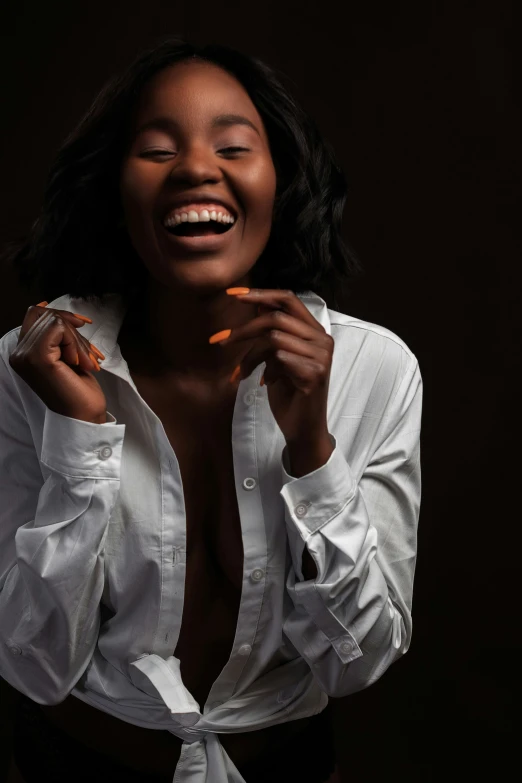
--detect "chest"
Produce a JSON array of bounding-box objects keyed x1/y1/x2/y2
[
  {"x1": 131, "y1": 372, "x2": 244, "y2": 590},
  {"x1": 129, "y1": 373, "x2": 246, "y2": 706}
]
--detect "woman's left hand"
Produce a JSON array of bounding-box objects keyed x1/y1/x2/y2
[{"x1": 211, "y1": 288, "x2": 334, "y2": 445}]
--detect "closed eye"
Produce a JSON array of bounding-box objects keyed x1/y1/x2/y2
[
  {"x1": 219, "y1": 147, "x2": 250, "y2": 155},
  {"x1": 141, "y1": 150, "x2": 173, "y2": 157},
  {"x1": 141, "y1": 147, "x2": 249, "y2": 158}
]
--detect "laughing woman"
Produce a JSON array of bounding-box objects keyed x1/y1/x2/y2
[{"x1": 0, "y1": 36, "x2": 423, "y2": 783}]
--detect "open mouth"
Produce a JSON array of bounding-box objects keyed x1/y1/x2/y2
[
  {"x1": 164, "y1": 221, "x2": 233, "y2": 237},
  {"x1": 160, "y1": 215, "x2": 237, "y2": 252}
]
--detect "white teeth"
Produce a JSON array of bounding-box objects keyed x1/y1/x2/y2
[{"x1": 164, "y1": 209, "x2": 236, "y2": 228}]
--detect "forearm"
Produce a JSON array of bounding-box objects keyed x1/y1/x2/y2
[{"x1": 285, "y1": 434, "x2": 334, "y2": 480}]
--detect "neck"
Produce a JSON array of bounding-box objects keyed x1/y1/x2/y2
[{"x1": 120, "y1": 276, "x2": 259, "y2": 382}]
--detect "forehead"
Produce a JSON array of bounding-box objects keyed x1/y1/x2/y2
[{"x1": 132, "y1": 61, "x2": 263, "y2": 132}]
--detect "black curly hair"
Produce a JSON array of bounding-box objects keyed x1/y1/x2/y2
[{"x1": 4, "y1": 35, "x2": 364, "y2": 312}]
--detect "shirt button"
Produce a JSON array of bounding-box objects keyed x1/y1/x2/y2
[
  {"x1": 250, "y1": 568, "x2": 264, "y2": 582},
  {"x1": 295, "y1": 502, "x2": 310, "y2": 517},
  {"x1": 242, "y1": 478, "x2": 256, "y2": 491},
  {"x1": 243, "y1": 391, "x2": 256, "y2": 406},
  {"x1": 8, "y1": 644, "x2": 22, "y2": 656},
  {"x1": 99, "y1": 445, "x2": 112, "y2": 460},
  {"x1": 340, "y1": 640, "x2": 353, "y2": 654},
  {"x1": 237, "y1": 644, "x2": 252, "y2": 656}
]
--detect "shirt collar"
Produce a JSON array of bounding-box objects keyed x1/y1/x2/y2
[{"x1": 46, "y1": 289, "x2": 332, "y2": 378}]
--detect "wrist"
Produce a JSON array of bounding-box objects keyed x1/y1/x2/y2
[{"x1": 285, "y1": 431, "x2": 334, "y2": 478}]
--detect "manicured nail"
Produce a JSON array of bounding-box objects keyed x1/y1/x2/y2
[
  {"x1": 36, "y1": 301, "x2": 48, "y2": 307},
  {"x1": 89, "y1": 344, "x2": 105, "y2": 360},
  {"x1": 73, "y1": 313, "x2": 93, "y2": 323},
  {"x1": 209, "y1": 328, "x2": 232, "y2": 344},
  {"x1": 229, "y1": 365, "x2": 241, "y2": 384},
  {"x1": 74, "y1": 351, "x2": 79, "y2": 365},
  {"x1": 89, "y1": 352, "x2": 101, "y2": 371},
  {"x1": 260, "y1": 373, "x2": 265, "y2": 386},
  {"x1": 226, "y1": 287, "x2": 250, "y2": 295}
]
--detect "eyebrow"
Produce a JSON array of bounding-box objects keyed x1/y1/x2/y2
[{"x1": 135, "y1": 113, "x2": 260, "y2": 137}]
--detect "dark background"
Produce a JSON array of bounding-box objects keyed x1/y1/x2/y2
[{"x1": 0, "y1": 1, "x2": 519, "y2": 780}]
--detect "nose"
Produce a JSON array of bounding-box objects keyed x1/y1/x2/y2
[{"x1": 167, "y1": 143, "x2": 221, "y2": 185}]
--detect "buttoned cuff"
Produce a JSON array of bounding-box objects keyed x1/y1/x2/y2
[
  {"x1": 280, "y1": 434, "x2": 363, "y2": 663},
  {"x1": 280, "y1": 434, "x2": 356, "y2": 540},
  {"x1": 40, "y1": 407, "x2": 125, "y2": 478}
]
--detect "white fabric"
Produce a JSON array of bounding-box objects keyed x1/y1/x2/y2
[{"x1": 0, "y1": 290, "x2": 422, "y2": 782}]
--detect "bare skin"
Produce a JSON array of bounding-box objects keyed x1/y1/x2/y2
[
  {"x1": 39, "y1": 60, "x2": 315, "y2": 776},
  {"x1": 118, "y1": 57, "x2": 278, "y2": 383}
]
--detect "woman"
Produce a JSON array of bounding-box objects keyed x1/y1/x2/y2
[{"x1": 0, "y1": 36, "x2": 423, "y2": 783}]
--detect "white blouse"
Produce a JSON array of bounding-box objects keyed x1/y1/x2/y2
[{"x1": 0, "y1": 290, "x2": 423, "y2": 782}]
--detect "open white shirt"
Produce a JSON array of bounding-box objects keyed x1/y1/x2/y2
[{"x1": 0, "y1": 290, "x2": 422, "y2": 782}]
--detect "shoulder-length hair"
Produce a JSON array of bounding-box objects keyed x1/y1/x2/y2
[{"x1": 4, "y1": 35, "x2": 363, "y2": 312}]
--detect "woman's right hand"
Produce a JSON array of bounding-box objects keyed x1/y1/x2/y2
[{"x1": 9, "y1": 304, "x2": 108, "y2": 424}]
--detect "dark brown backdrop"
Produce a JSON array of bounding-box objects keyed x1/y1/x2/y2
[{"x1": 0, "y1": 1, "x2": 519, "y2": 781}]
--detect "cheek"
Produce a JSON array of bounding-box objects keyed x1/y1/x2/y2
[
  {"x1": 120, "y1": 163, "x2": 155, "y2": 218},
  {"x1": 242, "y1": 160, "x2": 277, "y2": 224}
]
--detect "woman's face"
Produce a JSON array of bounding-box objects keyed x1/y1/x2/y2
[{"x1": 119, "y1": 60, "x2": 277, "y2": 294}]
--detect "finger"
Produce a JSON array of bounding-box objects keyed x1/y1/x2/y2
[
  {"x1": 216, "y1": 310, "x2": 319, "y2": 346},
  {"x1": 52, "y1": 315, "x2": 86, "y2": 368},
  {"x1": 21, "y1": 312, "x2": 98, "y2": 372},
  {"x1": 51, "y1": 309, "x2": 104, "y2": 361},
  {"x1": 33, "y1": 307, "x2": 102, "y2": 368},
  {"x1": 233, "y1": 289, "x2": 324, "y2": 331},
  {"x1": 59, "y1": 318, "x2": 100, "y2": 372},
  {"x1": 20, "y1": 305, "x2": 92, "y2": 343},
  {"x1": 33, "y1": 305, "x2": 91, "y2": 327},
  {"x1": 16, "y1": 311, "x2": 79, "y2": 368},
  {"x1": 239, "y1": 331, "x2": 319, "y2": 380},
  {"x1": 265, "y1": 351, "x2": 326, "y2": 391}
]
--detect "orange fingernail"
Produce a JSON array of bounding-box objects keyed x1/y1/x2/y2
[
  {"x1": 36, "y1": 301, "x2": 48, "y2": 307},
  {"x1": 90, "y1": 344, "x2": 105, "y2": 360},
  {"x1": 89, "y1": 352, "x2": 101, "y2": 371},
  {"x1": 73, "y1": 313, "x2": 93, "y2": 323},
  {"x1": 229, "y1": 365, "x2": 241, "y2": 384},
  {"x1": 226, "y1": 287, "x2": 250, "y2": 295},
  {"x1": 209, "y1": 328, "x2": 232, "y2": 344},
  {"x1": 74, "y1": 351, "x2": 79, "y2": 365},
  {"x1": 260, "y1": 373, "x2": 265, "y2": 386}
]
